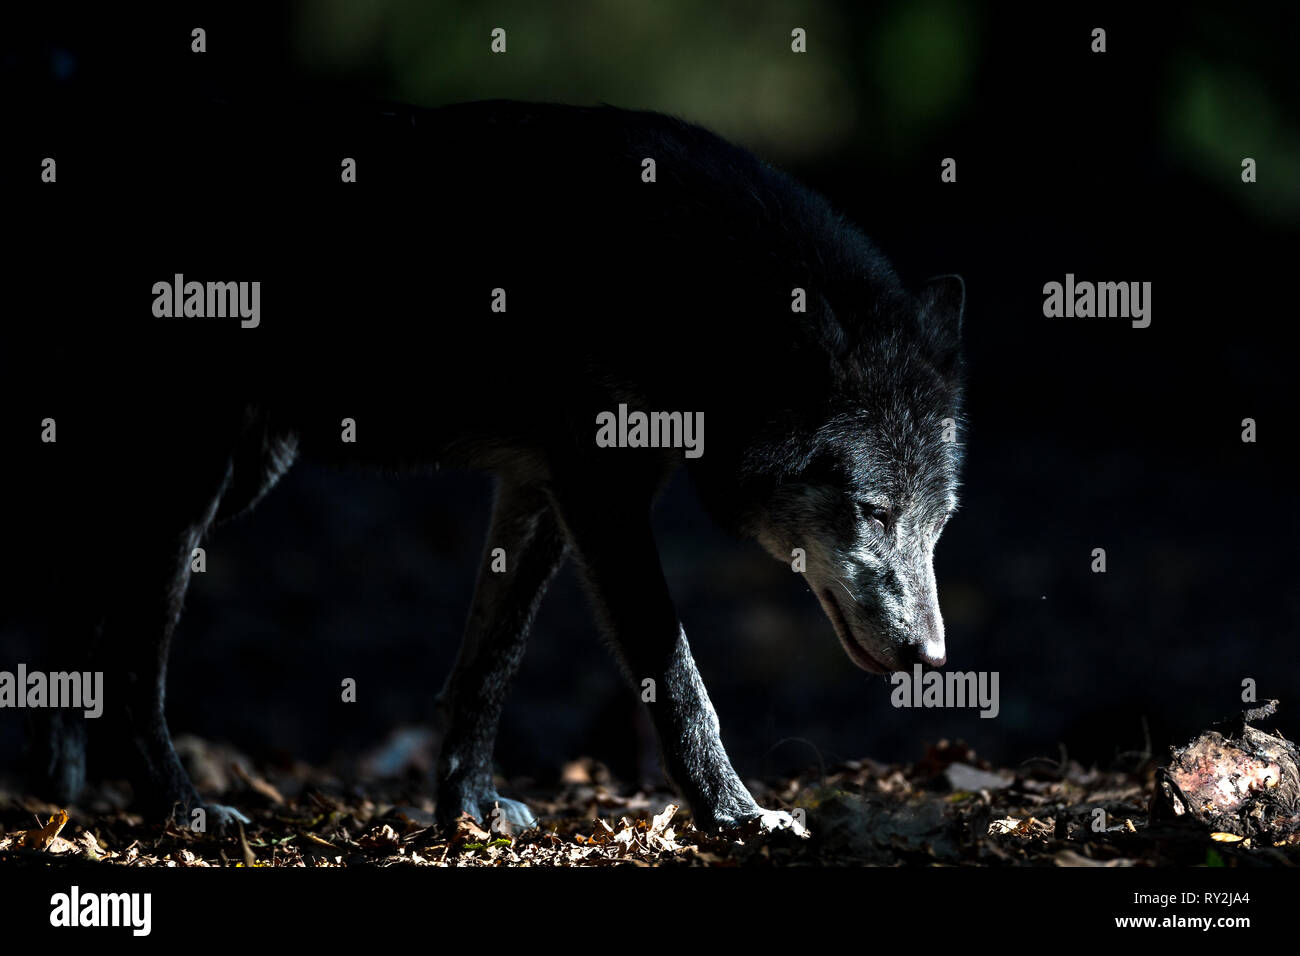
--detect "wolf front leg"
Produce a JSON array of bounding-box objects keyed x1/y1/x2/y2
[
  {"x1": 550, "y1": 488, "x2": 800, "y2": 834},
  {"x1": 435, "y1": 478, "x2": 568, "y2": 831}
]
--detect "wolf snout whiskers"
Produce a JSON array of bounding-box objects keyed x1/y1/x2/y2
[{"x1": 823, "y1": 579, "x2": 945, "y2": 670}]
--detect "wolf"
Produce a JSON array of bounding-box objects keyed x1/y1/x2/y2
[{"x1": 2, "y1": 99, "x2": 964, "y2": 833}]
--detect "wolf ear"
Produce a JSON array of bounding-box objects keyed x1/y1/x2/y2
[{"x1": 918, "y1": 274, "x2": 965, "y2": 361}]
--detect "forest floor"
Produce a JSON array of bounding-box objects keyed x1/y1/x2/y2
[{"x1": 2, "y1": 735, "x2": 1298, "y2": 867}]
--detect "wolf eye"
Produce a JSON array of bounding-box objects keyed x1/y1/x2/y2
[{"x1": 856, "y1": 501, "x2": 890, "y2": 530}]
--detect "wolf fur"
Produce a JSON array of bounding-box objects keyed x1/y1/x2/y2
[{"x1": 2, "y1": 99, "x2": 964, "y2": 832}]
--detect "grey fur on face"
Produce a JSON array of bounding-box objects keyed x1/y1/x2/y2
[{"x1": 754, "y1": 282, "x2": 965, "y2": 673}]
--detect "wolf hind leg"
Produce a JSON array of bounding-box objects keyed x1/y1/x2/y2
[
  {"x1": 97, "y1": 448, "x2": 250, "y2": 830},
  {"x1": 26, "y1": 703, "x2": 89, "y2": 805},
  {"x1": 22, "y1": 601, "x2": 101, "y2": 805},
  {"x1": 435, "y1": 478, "x2": 568, "y2": 831}
]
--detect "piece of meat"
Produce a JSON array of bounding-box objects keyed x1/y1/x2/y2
[{"x1": 1151, "y1": 700, "x2": 1300, "y2": 839}]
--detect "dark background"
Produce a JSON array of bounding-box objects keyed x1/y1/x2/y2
[{"x1": 1, "y1": 2, "x2": 1296, "y2": 794}]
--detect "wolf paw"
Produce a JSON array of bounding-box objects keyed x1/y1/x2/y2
[
  {"x1": 203, "y1": 802, "x2": 253, "y2": 830},
  {"x1": 168, "y1": 799, "x2": 251, "y2": 834},
  {"x1": 481, "y1": 796, "x2": 538, "y2": 834},
  {"x1": 747, "y1": 807, "x2": 808, "y2": 837},
  {"x1": 438, "y1": 789, "x2": 538, "y2": 833},
  {"x1": 699, "y1": 806, "x2": 809, "y2": 838}
]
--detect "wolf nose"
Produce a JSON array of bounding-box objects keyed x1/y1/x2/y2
[
  {"x1": 904, "y1": 639, "x2": 946, "y2": 668},
  {"x1": 909, "y1": 606, "x2": 946, "y2": 667}
]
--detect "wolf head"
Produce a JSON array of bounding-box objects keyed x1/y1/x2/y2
[{"x1": 722, "y1": 275, "x2": 966, "y2": 674}]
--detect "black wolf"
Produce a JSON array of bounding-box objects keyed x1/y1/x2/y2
[{"x1": 2, "y1": 99, "x2": 964, "y2": 832}]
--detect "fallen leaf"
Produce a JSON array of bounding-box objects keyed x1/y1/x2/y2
[{"x1": 18, "y1": 809, "x2": 69, "y2": 851}]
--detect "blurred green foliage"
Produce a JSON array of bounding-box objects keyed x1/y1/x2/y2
[
  {"x1": 300, "y1": 0, "x2": 877, "y2": 160},
  {"x1": 293, "y1": 0, "x2": 1297, "y2": 222},
  {"x1": 872, "y1": 0, "x2": 975, "y2": 130},
  {"x1": 1167, "y1": 60, "x2": 1300, "y2": 223}
]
